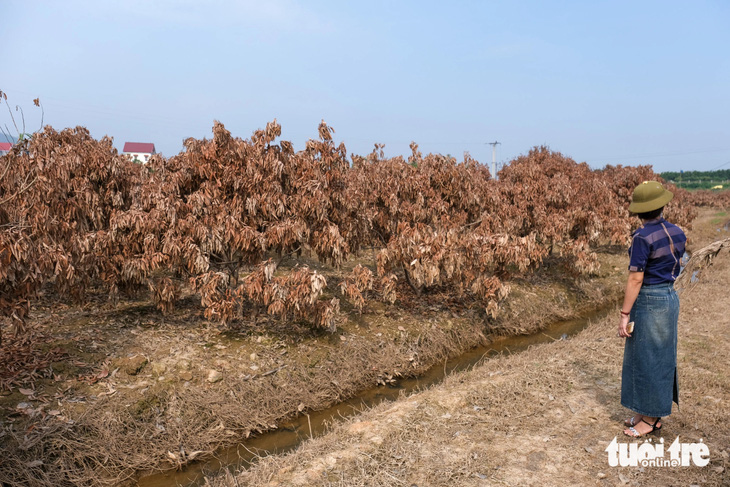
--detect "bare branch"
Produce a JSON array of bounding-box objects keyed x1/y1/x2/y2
[
  {"x1": 675, "y1": 237, "x2": 730, "y2": 291},
  {"x1": 16, "y1": 105, "x2": 26, "y2": 137},
  {"x1": 0, "y1": 176, "x2": 36, "y2": 206},
  {"x1": 2, "y1": 96, "x2": 20, "y2": 135},
  {"x1": 38, "y1": 100, "x2": 44, "y2": 130}
]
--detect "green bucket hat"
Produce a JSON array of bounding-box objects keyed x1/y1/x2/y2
[{"x1": 628, "y1": 180, "x2": 674, "y2": 214}]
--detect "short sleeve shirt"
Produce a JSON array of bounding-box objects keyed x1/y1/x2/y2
[{"x1": 628, "y1": 217, "x2": 687, "y2": 285}]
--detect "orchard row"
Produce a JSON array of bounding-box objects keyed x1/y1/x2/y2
[{"x1": 1, "y1": 121, "x2": 723, "y2": 336}]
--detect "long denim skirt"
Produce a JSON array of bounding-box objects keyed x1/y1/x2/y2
[{"x1": 620, "y1": 282, "x2": 679, "y2": 417}]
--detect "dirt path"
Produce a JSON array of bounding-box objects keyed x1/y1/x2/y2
[{"x1": 207, "y1": 212, "x2": 730, "y2": 487}]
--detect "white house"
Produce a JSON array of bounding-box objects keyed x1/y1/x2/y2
[
  {"x1": 122, "y1": 142, "x2": 156, "y2": 163},
  {"x1": 0, "y1": 142, "x2": 12, "y2": 156}
]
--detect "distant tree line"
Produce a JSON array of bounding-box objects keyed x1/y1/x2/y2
[{"x1": 660, "y1": 169, "x2": 730, "y2": 190}]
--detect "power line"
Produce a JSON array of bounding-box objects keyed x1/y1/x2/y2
[
  {"x1": 585, "y1": 147, "x2": 730, "y2": 162},
  {"x1": 706, "y1": 160, "x2": 730, "y2": 171}
]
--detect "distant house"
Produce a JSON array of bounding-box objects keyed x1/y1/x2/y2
[
  {"x1": 0, "y1": 142, "x2": 12, "y2": 156},
  {"x1": 122, "y1": 142, "x2": 156, "y2": 164}
]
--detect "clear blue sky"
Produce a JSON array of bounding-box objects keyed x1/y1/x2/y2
[{"x1": 2, "y1": 0, "x2": 729, "y2": 173}]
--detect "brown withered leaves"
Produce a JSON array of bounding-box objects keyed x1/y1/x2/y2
[{"x1": 1, "y1": 121, "x2": 702, "y2": 335}]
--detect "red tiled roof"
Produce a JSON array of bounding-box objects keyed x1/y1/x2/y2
[
  {"x1": 123, "y1": 142, "x2": 155, "y2": 153},
  {"x1": 0, "y1": 142, "x2": 12, "y2": 151}
]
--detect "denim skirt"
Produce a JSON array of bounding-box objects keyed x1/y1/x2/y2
[{"x1": 620, "y1": 282, "x2": 680, "y2": 417}]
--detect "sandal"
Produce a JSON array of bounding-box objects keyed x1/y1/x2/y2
[
  {"x1": 624, "y1": 417, "x2": 662, "y2": 438},
  {"x1": 624, "y1": 415, "x2": 642, "y2": 427}
]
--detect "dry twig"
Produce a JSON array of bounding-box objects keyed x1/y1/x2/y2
[{"x1": 675, "y1": 237, "x2": 730, "y2": 291}]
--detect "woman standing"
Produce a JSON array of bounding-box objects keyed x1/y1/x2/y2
[{"x1": 618, "y1": 181, "x2": 687, "y2": 437}]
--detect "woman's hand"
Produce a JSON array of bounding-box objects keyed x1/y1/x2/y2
[{"x1": 618, "y1": 314, "x2": 632, "y2": 338}]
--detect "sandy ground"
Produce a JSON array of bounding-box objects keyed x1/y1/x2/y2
[{"x1": 207, "y1": 211, "x2": 730, "y2": 487}]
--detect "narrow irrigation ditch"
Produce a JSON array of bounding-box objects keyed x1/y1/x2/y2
[{"x1": 138, "y1": 305, "x2": 615, "y2": 487}]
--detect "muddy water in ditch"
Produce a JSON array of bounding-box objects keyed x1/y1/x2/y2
[{"x1": 138, "y1": 306, "x2": 614, "y2": 487}]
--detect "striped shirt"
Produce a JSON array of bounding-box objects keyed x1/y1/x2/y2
[{"x1": 628, "y1": 217, "x2": 687, "y2": 285}]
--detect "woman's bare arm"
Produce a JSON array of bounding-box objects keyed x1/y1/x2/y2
[{"x1": 618, "y1": 271, "x2": 644, "y2": 337}]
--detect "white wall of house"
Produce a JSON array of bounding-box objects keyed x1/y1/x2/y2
[{"x1": 124, "y1": 152, "x2": 153, "y2": 163}]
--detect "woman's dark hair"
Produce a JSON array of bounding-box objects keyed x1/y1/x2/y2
[{"x1": 636, "y1": 207, "x2": 664, "y2": 220}]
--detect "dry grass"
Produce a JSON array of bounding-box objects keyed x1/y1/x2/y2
[
  {"x1": 0, "y1": 258, "x2": 625, "y2": 486},
  {"x1": 0, "y1": 305, "x2": 500, "y2": 486}
]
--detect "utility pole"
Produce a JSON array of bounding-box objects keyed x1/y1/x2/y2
[{"x1": 487, "y1": 141, "x2": 500, "y2": 179}]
